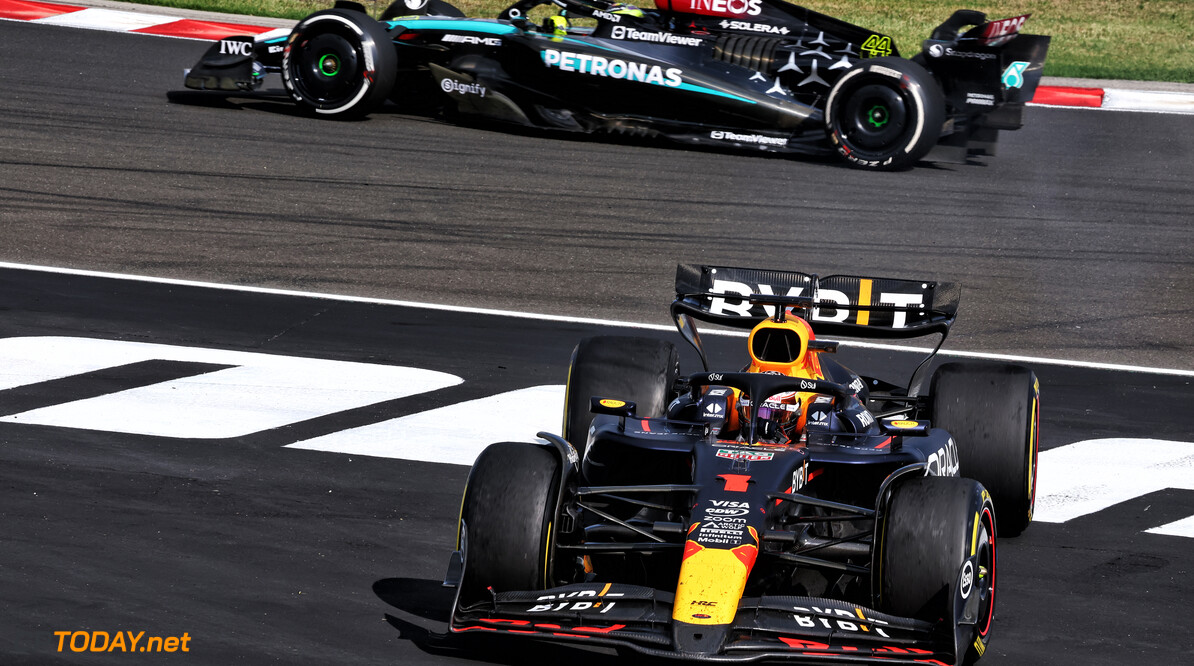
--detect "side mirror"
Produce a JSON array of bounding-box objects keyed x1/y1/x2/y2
[{"x1": 589, "y1": 397, "x2": 637, "y2": 417}]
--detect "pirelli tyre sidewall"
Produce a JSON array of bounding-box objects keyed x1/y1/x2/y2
[
  {"x1": 879, "y1": 476, "x2": 996, "y2": 664},
  {"x1": 825, "y1": 57, "x2": 944, "y2": 170},
  {"x1": 283, "y1": 9, "x2": 397, "y2": 117}
]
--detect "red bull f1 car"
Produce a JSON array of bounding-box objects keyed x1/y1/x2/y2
[
  {"x1": 443, "y1": 264, "x2": 1040, "y2": 664},
  {"x1": 182, "y1": 0, "x2": 1049, "y2": 169}
]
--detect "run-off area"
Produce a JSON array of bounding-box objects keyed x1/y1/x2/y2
[{"x1": 1, "y1": 334, "x2": 1190, "y2": 538}]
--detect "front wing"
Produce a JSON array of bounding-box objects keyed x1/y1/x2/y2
[{"x1": 451, "y1": 582, "x2": 955, "y2": 664}]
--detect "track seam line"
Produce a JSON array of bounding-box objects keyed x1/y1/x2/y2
[{"x1": 3, "y1": 261, "x2": 1192, "y2": 377}]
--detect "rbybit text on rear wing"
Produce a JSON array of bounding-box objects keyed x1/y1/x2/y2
[{"x1": 672, "y1": 264, "x2": 959, "y2": 339}]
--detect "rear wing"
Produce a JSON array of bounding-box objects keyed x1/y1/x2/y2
[{"x1": 672, "y1": 264, "x2": 960, "y2": 339}]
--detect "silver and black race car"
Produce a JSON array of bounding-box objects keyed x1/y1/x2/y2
[
  {"x1": 182, "y1": 0, "x2": 1049, "y2": 169},
  {"x1": 442, "y1": 264, "x2": 1041, "y2": 664}
]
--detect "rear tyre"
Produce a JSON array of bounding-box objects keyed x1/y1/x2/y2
[
  {"x1": 380, "y1": 0, "x2": 465, "y2": 19},
  {"x1": 825, "y1": 57, "x2": 944, "y2": 170},
  {"x1": 930, "y1": 362, "x2": 1040, "y2": 537},
  {"x1": 880, "y1": 476, "x2": 996, "y2": 664},
  {"x1": 283, "y1": 9, "x2": 397, "y2": 118},
  {"x1": 562, "y1": 336, "x2": 679, "y2": 457},
  {"x1": 457, "y1": 442, "x2": 561, "y2": 606}
]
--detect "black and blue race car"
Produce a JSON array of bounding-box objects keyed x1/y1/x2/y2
[
  {"x1": 183, "y1": 0, "x2": 1049, "y2": 169},
  {"x1": 441, "y1": 264, "x2": 1041, "y2": 664}
]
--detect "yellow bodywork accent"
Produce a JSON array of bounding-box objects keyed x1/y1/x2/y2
[
  {"x1": 857, "y1": 279, "x2": 873, "y2": 326},
  {"x1": 543, "y1": 521, "x2": 552, "y2": 588},
  {"x1": 1027, "y1": 380, "x2": 1040, "y2": 520},
  {"x1": 971, "y1": 511, "x2": 980, "y2": 556},
  {"x1": 673, "y1": 548, "x2": 751, "y2": 625}
]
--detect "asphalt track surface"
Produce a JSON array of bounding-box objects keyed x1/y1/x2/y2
[
  {"x1": 2, "y1": 20, "x2": 1194, "y2": 371},
  {"x1": 1, "y1": 15, "x2": 1193, "y2": 666},
  {"x1": 2, "y1": 267, "x2": 1193, "y2": 665}
]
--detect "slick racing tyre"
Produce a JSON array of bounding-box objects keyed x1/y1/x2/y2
[
  {"x1": 825, "y1": 57, "x2": 944, "y2": 170},
  {"x1": 283, "y1": 9, "x2": 397, "y2": 118},
  {"x1": 380, "y1": 0, "x2": 465, "y2": 19},
  {"x1": 930, "y1": 362, "x2": 1040, "y2": 537},
  {"x1": 456, "y1": 442, "x2": 562, "y2": 606},
  {"x1": 563, "y1": 336, "x2": 680, "y2": 457},
  {"x1": 880, "y1": 477, "x2": 996, "y2": 664}
]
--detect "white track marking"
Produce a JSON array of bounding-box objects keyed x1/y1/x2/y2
[
  {"x1": 1102, "y1": 89, "x2": 1194, "y2": 115},
  {"x1": 287, "y1": 385, "x2": 565, "y2": 465},
  {"x1": 1146, "y1": 515, "x2": 1194, "y2": 539},
  {"x1": 3, "y1": 261, "x2": 1193, "y2": 378},
  {"x1": 1035, "y1": 438, "x2": 1194, "y2": 524},
  {"x1": 0, "y1": 337, "x2": 461, "y2": 438},
  {"x1": 35, "y1": 7, "x2": 181, "y2": 31}
]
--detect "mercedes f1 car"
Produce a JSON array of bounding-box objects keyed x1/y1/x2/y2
[
  {"x1": 443, "y1": 264, "x2": 1040, "y2": 664},
  {"x1": 183, "y1": 0, "x2": 1049, "y2": 169}
]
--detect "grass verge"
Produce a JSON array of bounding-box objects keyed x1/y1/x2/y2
[{"x1": 123, "y1": 0, "x2": 1193, "y2": 82}]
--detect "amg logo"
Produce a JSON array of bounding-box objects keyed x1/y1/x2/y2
[{"x1": 442, "y1": 34, "x2": 501, "y2": 46}]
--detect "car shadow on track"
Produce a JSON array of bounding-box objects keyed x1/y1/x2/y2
[
  {"x1": 372, "y1": 577, "x2": 673, "y2": 665},
  {"x1": 163, "y1": 89, "x2": 868, "y2": 168},
  {"x1": 165, "y1": 89, "x2": 370, "y2": 120}
]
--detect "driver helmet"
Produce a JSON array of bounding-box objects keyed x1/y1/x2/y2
[
  {"x1": 608, "y1": 3, "x2": 645, "y2": 17},
  {"x1": 737, "y1": 381, "x2": 802, "y2": 442}
]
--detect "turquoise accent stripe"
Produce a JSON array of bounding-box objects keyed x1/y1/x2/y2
[
  {"x1": 384, "y1": 18, "x2": 518, "y2": 35},
  {"x1": 549, "y1": 35, "x2": 618, "y2": 51},
  {"x1": 675, "y1": 82, "x2": 757, "y2": 104}
]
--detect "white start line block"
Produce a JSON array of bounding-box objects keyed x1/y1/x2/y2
[{"x1": 0, "y1": 336, "x2": 463, "y2": 439}]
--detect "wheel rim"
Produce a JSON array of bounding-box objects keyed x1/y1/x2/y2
[
  {"x1": 291, "y1": 32, "x2": 363, "y2": 107},
  {"x1": 840, "y1": 83, "x2": 909, "y2": 151},
  {"x1": 318, "y1": 53, "x2": 341, "y2": 77}
]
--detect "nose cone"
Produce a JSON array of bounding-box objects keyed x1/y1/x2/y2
[{"x1": 672, "y1": 621, "x2": 731, "y2": 657}]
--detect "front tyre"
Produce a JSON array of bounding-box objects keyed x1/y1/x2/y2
[
  {"x1": 283, "y1": 9, "x2": 397, "y2": 118},
  {"x1": 880, "y1": 477, "x2": 996, "y2": 664},
  {"x1": 456, "y1": 442, "x2": 561, "y2": 607},
  {"x1": 825, "y1": 57, "x2": 944, "y2": 170}
]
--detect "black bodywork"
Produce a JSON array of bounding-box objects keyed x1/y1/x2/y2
[
  {"x1": 183, "y1": 0, "x2": 1050, "y2": 168},
  {"x1": 444, "y1": 266, "x2": 1005, "y2": 663}
]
